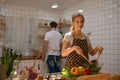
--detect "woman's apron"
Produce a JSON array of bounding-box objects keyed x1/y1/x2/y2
[{"x1": 65, "y1": 35, "x2": 89, "y2": 68}]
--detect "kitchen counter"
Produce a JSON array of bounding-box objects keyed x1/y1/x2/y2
[
  {"x1": 43, "y1": 72, "x2": 120, "y2": 80},
  {"x1": 21, "y1": 56, "x2": 42, "y2": 60}
]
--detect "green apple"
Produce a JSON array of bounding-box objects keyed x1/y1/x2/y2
[{"x1": 61, "y1": 68, "x2": 75, "y2": 78}]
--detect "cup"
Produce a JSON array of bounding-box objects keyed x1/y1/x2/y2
[{"x1": 38, "y1": 75, "x2": 44, "y2": 80}]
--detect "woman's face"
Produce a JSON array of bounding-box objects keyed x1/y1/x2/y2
[{"x1": 72, "y1": 16, "x2": 84, "y2": 30}]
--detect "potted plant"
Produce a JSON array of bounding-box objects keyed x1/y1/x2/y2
[{"x1": 0, "y1": 47, "x2": 22, "y2": 78}]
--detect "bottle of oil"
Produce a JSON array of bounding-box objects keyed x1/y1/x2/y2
[{"x1": 8, "y1": 60, "x2": 20, "y2": 80}]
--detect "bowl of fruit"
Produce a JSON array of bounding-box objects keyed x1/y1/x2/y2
[{"x1": 61, "y1": 60, "x2": 103, "y2": 79}]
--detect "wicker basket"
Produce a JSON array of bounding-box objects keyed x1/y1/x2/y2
[{"x1": 32, "y1": 49, "x2": 42, "y2": 57}]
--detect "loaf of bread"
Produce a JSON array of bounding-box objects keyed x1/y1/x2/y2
[
  {"x1": 104, "y1": 74, "x2": 120, "y2": 80},
  {"x1": 77, "y1": 73, "x2": 120, "y2": 80},
  {"x1": 77, "y1": 73, "x2": 109, "y2": 80}
]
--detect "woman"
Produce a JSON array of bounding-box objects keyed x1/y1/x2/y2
[{"x1": 61, "y1": 13, "x2": 103, "y2": 68}]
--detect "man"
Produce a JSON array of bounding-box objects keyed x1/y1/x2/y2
[{"x1": 42, "y1": 21, "x2": 62, "y2": 73}]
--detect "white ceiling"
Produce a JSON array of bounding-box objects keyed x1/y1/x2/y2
[{"x1": 5, "y1": 0, "x2": 81, "y2": 11}]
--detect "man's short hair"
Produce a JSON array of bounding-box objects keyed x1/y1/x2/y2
[{"x1": 50, "y1": 21, "x2": 57, "y2": 28}]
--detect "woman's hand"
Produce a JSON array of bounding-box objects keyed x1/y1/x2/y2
[
  {"x1": 73, "y1": 45, "x2": 92, "y2": 64},
  {"x1": 96, "y1": 46, "x2": 103, "y2": 55},
  {"x1": 42, "y1": 54, "x2": 45, "y2": 61},
  {"x1": 73, "y1": 45, "x2": 83, "y2": 55}
]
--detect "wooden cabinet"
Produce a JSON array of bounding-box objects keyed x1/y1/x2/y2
[{"x1": 0, "y1": 15, "x2": 6, "y2": 42}]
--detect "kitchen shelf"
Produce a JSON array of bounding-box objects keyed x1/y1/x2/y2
[
  {"x1": 21, "y1": 56, "x2": 42, "y2": 60},
  {"x1": 35, "y1": 21, "x2": 51, "y2": 50},
  {"x1": 0, "y1": 15, "x2": 6, "y2": 42},
  {"x1": 0, "y1": 22, "x2": 6, "y2": 24},
  {"x1": 61, "y1": 24, "x2": 71, "y2": 27}
]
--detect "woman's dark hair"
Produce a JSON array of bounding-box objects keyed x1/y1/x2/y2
[{"x1": 49, "y1": 21, "x2": 57, "y2": 28}]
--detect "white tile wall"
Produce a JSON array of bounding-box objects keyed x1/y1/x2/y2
[
  {"x1": 1, "y1": 4, "x2": 60, "y2": 52},
  {"x1": 61, "y1": 0, "x2": 120, "y2": 74}
]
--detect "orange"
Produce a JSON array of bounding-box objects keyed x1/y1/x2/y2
[{"x1": 70, "y1": 67, "x2": 79, "y2": 76}]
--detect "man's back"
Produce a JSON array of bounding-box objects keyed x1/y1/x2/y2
[
  {"x1": 42, "y1": 21, "x2": 62, "y2": 73},
  {"x1": 45, "y1": 30, "x2": 62, "y2": 55}
]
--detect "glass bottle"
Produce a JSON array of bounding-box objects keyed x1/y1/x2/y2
[{"x1": 8, "y1": 60, "x2": 20, "y2": 80}]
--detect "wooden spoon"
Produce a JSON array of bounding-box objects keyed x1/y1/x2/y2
[
  {"x1": 97, "y1": 53, "x2": 100, "y2": 62},
  {"x1": 80, "y1": 53, "x2": 92, "y2": 64}
]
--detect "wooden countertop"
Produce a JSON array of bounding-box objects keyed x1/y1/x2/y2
[{"x1": 21, "y1": 56, "x2": 42, "y2": 60}]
